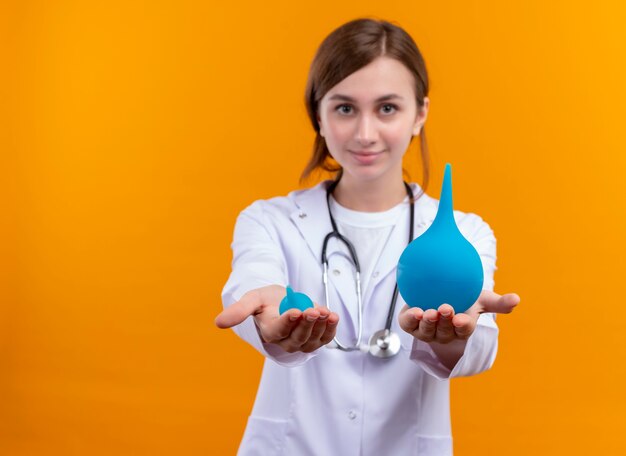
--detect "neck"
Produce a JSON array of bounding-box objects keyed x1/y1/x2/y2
[{"x1": 332, "y1": 174, "x2": 407, "y2": 212}]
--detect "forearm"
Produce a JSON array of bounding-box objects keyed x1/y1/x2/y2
[
  {"x1": 409, "y1": 316, "x2": 499, "y2": 379},
  {"x1": 428, "y1": 339, "x2": 469, "y2": 371}
]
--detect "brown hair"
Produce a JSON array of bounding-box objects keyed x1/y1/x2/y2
[{"x1": 301, "y1": 18, "x2": 430, "y2": 199}]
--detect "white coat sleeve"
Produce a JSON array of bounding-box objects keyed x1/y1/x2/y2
[
  {"x1": 221, "y1": 200, "x2": 318, "y2": 367},
  {"x1": 409, "y1": 214, "x2": 500, "y2": 379}
]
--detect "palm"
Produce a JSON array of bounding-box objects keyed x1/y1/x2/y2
[
  {"x1": 398, "y1": 290, "x2": 520, "y2": 343},
  {"x1": 216, "y1": 285, "x2": 340, "y2": 353}
]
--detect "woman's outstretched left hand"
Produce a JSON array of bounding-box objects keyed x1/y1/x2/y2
[{"x1": 398, "y1": 290, "x2": 520, "y2": 344}]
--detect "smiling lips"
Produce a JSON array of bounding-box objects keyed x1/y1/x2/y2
[{"x1": 349, "y1": 150, "x2": 383, "y2": 165}]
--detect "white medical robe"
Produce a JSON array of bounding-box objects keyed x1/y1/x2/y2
[{"x1": 221, "y1": 181, "x2": 499, "y2": 456}]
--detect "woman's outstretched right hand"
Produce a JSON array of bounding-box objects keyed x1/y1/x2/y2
[{"x1": 215, "y1": 285, "x2": 339, "y2": 353}]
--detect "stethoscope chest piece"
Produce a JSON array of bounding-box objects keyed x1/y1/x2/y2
[{"x1": 368, "y1": 329, "x2": 401, "y2": 358}]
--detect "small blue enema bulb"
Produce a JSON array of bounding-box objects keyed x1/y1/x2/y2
[
  {"x1": 279, "y1": 285, "x2": 314, "y2": 315},
  {"x1": 397, "y1": 164, "x2": 484, "y2": 313}
]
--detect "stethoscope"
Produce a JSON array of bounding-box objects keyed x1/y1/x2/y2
[{"x1": 322, "y1": 179, "x2": 415, "y2": 358}]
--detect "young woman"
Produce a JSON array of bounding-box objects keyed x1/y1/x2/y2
[{"x1": 215, "y1": 18, "x2": 520, "y2": 456}]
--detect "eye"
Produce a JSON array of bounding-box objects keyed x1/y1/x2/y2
[
  {"x1": 335, "y1": 104, "x2": 353, "y2": 115},
  {"x1": 380, "y1": 103, "x2": 398, "y2": 115}
]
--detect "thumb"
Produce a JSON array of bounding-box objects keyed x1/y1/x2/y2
[
  {"x1": 476, "y1": 290, "x2": 521, "y2": 315},
  {"x1": 215, "y1": 290, "x2": 263, "y2": 329}
]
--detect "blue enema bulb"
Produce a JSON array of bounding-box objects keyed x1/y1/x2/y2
[
  {"x1": 397, "y1": 164, "x2": 484, "y2": 314},
  {"x1": 279, "y1": 286, "x2": 314, "y2": 315}
]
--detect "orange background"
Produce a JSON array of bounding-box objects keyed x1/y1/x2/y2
[{"x1": 2, "y1": 1, "x2": 625, "y2": 454}]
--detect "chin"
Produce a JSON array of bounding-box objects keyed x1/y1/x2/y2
[{"x1": 345, "y1": 168, "x2": 392, "y2": 183}]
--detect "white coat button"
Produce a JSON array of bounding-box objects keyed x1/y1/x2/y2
[
  {"x1": 348, "y1": 411, "x2": 357, "y2": 420},
  {"x1": 372, "y1": 271, "x2": 379, "y2": 278},
  {"x1": 332, "y1": 269, "x2": 341, "y2": 276},
  {"x1": 298, "y1": 212, "x2": 307, "y2": 218}
]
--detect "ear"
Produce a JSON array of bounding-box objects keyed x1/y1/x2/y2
[
  {"x1": 317, "y1": 112, "x2": 325, "y2": 138},
  {"x1": 412, "y1": 97, "x2": 430, "y2": 136}
]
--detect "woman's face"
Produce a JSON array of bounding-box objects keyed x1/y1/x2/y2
[{"x1": 317, "y1": 56, "x2": 429, "y2": 185}]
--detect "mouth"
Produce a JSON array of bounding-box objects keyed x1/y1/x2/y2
[
  {"x1": 349, "y1": 150, "x2": 383, "y2": 156},
  {"x1": 349, "y1": 150, "x2": 384, "y2": 165}
]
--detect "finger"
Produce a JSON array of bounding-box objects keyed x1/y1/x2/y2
[
  {"x1": 452, "y1": 313, "x2": 476, "y2": 339},
  {"x1": 300, "y1": 319, "x2": 330, "y2": 353},
  {"x1": 399, "y1": 306, "x2": 423, "y2": 333},
  {"x1": 215, "y1": 290, "x2": 263, "y2": 328},
  {"x1": 284, "y1": 307, "x2": 320, "y2": 348},
  {"x1": 314, "y1": 306, "x2": 331, "y2": 324},
  {"x1": 300, "y1": 309, "x2": 338, "y2": 351},
  {"x1": 319, "y1": 313, "x2": 340, "y2": 345},
  {"x1": 434, "y1": 304, "x2": 456, "y2": 343},
  {"x1": 476, "y1": 290, "x2": 521, "y2": 314},
  {"x1": 297, "y1": 304, "x2": 331, "y2": 350},
  {"x1": 305, "y1": 313, "x2": 330, "y2": 343},
  {"x1": 498, "y1": 293, "x2": 521, "y2": 313},
  {"x1": 416, "y1": 308, "x2": 438, "y2": 342},
  {"x1": 261, "y1": 308, "x2": 302, "y2": 343}
]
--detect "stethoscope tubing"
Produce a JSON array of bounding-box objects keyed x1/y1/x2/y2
[{"x1": 322, "y1": 179, "x2": 415, "y2": 354}]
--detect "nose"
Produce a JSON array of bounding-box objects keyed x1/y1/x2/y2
[{"x1": 355, "y1": 114, "x2": 378, "y2": 146}]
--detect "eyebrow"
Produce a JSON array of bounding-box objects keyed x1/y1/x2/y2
[{"x1": 328, "y1": 94, "x2": 404, "y2": 102}]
